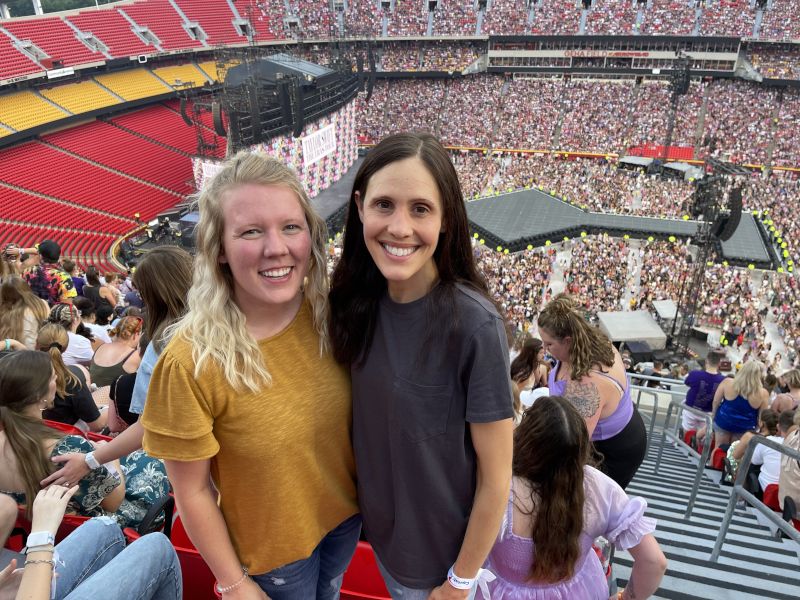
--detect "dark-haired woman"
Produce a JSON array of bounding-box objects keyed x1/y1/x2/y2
[
  {"x1": 538, "y1": 294, "x2": 647, "y2": 489},
  {"x1": 484, "y1": 396, "x2": 666, "y2": 599},
  {"x1": 510, "y1": 338, "x2": 549, "y2": 413},
  {"x1": 81, "y1": 266, "x2": 115, "y2": 310},
  {"x1": 330, "y1": 132, "x2": 514, "y2": 598}
]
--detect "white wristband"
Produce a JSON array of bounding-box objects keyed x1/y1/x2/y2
[{"x1": 447, "y1": 565, "x2": 496, "y2": 599}]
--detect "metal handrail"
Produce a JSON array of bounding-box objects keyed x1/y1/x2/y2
[
  {"x1": 710, "y1": 436, "x2": 800, "y2": 561},
  {"x1": 629, "y1": 385, "x2": 662, "y2": 450},
  {"x1": 629, "y1": 372, "x2": 686, "y2": 386},
  {"x1": 653, "y1": 398, "x2": 713, "y2": 519}
]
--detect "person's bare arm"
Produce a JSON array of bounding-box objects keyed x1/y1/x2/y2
[
  {"x1": 42, "y1": 420, "x2": 145, "y2": 487},
  {"x1": 731, "y1": 432, "x2": 754, "y2": 461},
  {"x1": 165, "y1": 459, "x2": 268, "y2": 600},
  {"x1": 429, "y1": 419, "x2": 513, "y2": 600},
  {"x1": 616, "y1": 534, "x2": 667, "y2": 600}
]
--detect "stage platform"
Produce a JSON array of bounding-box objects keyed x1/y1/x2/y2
[{"x1": 465, "y1": 188, "x2": 774, "y2": 268}]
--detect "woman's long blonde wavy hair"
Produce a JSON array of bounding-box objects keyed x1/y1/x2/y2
[
  {"x1": 168, "y1": 150, "x2": 329, "y2": 393},
  {"x1": 733, "y1": 360, "x2": 765, "y2": 400},
  {"x1": 538, "y1": 294, "x2": 615, "y2": 380}
]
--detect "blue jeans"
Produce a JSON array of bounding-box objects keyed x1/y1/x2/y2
[
  {"x1": 251, "y1": 513, "x2": 361, "y2": 600},
  {"x1": 54, "y1": 517, "x2": 182, "y2": 600},
  {"x1": 376, "y1": 556, "x2": 478, "y2": 600}
]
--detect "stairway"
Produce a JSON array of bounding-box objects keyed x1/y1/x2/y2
[{"x1": 615, "y1": 440, "x2": 800, "y2": 598}]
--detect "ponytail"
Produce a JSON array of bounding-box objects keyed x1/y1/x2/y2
[
  {"x1": 538, "y1": 294, "x2": 614, "y2": 380},
  {"x1": 36, "y1": 323, "x2": 78, "y2": 397}
]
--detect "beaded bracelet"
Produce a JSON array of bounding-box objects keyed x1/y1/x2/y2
[{"x1": 214, "y1": 567, "x2": 249, "y2": 595}]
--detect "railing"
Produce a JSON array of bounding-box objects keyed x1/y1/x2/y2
[
  {"x1": 628, "y1": 377, "x2": 688, "y2": 450},
  {"x1": 653, "y1": 398, "x2": 714, "y2": 519},
  {"x1": 710, "y1": 436, "x2": 800, "y2": 561}
]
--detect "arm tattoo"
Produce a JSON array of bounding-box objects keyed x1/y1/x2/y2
[{"x1": 563, "y1": 380, "x2": 602, "y2": 418}]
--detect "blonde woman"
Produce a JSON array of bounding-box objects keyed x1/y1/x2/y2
[
  {"x1": 37, "y1": 323, "x2": 106, "y2": 432},
  {"x1": 538, "y1": 294, "x2": 647, "y2": 489},
  {"x1": 711, "y1": 360, "x2": 770, "y2": 446},
  {"x1": 772, "y1": 369, "x2": 800, "y2": 413},
  {"x1": 141, "y1": 151, "x2": 358, "y2": 599},
  {"x1": 0, "y1": 276, "x2": 49, "y2": 349}
]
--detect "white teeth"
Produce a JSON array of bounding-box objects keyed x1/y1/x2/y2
[
  {"x1": 260, "y1": 267, "x2": 291, "y2": 278},
  {"x1": 382, "y1": 244, "x2": 416, "y2": 257}
]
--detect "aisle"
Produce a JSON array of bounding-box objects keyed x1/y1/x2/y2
[{"x1": 614, "y1": 441, "x2": 800, "y2": 599}]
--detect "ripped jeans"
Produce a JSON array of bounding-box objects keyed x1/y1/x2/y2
[
  {"x1": 56, "y1": 517, "x2": 181, "y2": 600},
  {"x1": 251, "y1": 513, "x2": 361, "y2": 600}
]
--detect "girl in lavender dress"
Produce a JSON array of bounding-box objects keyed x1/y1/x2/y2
[{"x1": 484, "y1": 396, "x2": 667, "y2": 600}]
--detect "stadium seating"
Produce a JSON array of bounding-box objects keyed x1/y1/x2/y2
[
  {"x1": 640, "y1": 0, "x2": 697, "y2": 35},
  {"x1": 0, "y1": 31, "x2": 42, "y2": 81},
  {"x1": 481, "y1": 0, "x2": 528, "y2": 35},
  {"x1": 67, "y1": 8, "x2": 155, "y2": 58},
  {"x1": 2, "y1": 17, "x2": 104, "y2": 67},
  {"x1": 172, "y1": 0, "x2": 245, "y2": 46},
  {"x1": 699, "y1": 0, "x2": 756, "y2": 37},
  {"x1": 39, "y1": 80, "x2": 120, "y2": 115},
  {"x1": 0, "y1": 185, "x2": 133, "y2": 234},
  {"x1": 109, "y1": 105, "x2": 206, "y2": 155},
  {"x1": 344, "y1": 0, "x2": 383, "y2": 37},
  {"x1": 585, "y1": 0, "x2": 638, "y2": 35},
  {"x1": 386, "y1": 0, "x2": 428, "y2": 36},
  {"x1": 0, "y1": 90, "x2": 68, "y2": 134},
  {"x1": 93, "y1": 68, "x2": 172, "y2": 101},
  {"x1": 43, "y1": 121, "x2": 195, "y2": 194},
  {"x1": 151, "y1": 63, "x2": 210, "y2": 88},
  {"x1": 0, "y1": 141, "x2": 182, "y2": 221},
  {"x1": 120, "y1": 0, "x2": 201, "y2": 51},
  {"x1": 234, "y1": 0, "x2": 284, "y2": 41},
  {"x1": 196, "y1": 60, "x2": 222, "y2": 83}
]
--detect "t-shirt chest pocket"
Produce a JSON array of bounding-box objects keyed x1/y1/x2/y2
[{"x1": 391, "y1": 377, "x2": 453, "y2": 443}]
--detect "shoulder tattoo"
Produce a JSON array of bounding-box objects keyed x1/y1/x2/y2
[{"x1": 563, "y1": 380, "x2": 602, "y2": 418}]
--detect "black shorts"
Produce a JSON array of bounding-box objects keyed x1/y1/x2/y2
[{"x1": 592, "y1": 409, "x2": 648, "y2": 490}]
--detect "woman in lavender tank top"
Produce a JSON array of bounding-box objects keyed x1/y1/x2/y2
[
  {"x1": 483, "y1": 396, "x2": 667, "y2": 599},
  {"x1": 537, "y1": 294, "x2": 647, "y2": 489}
]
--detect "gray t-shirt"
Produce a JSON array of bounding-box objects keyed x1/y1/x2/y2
[{"x1": 352, "y1": 283, "x2": 514, "y2": 589}]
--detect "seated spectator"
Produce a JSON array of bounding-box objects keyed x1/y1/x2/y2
[
  {"x1": 73, "y1": 297, "x2": 111, "y2": 346},
  {"x1": 0, "y1": 485, "x2": 181, "y2": 599},
  {"x1": 727, "y1": 409, "x2": 781, "y2": 490},
  {"x1": 0, "y1": 276, "x2": 49, "y2": 350},
  {"x1": 61, "y1": 258, "x2": 85, "y2": 297},
  {"x1": 682, "y1": 350, "x2": 726, "y2": 433},
  {"x1": 37, "y1": 323, "x2": 107, "y2": 433},
  {"x1": 511, "y1": 338, "x2": 549, "y2": 392},
  {"x1": 88, "y1": 316, "x2": 142, "y2": 388},
  {"x1": 19, "y1": 240, "x2": 76, "y2": 306},
  {"x1": 485, "y1": 395, "x2": 667, "y2": 599},
  {"x1": 710, "y1": 361, "x2": 770, "y2": 446},
  {"x1": 46, "y1": 304, "x2": 93, "y2": 368},
  {"x1": 779, "y1": 409, "x2": 800, "y2": 511},
  {"x1": 772, "y1": 369, "x2": 800, "y2": 412},
  {"x1": 123, "y1": 282, "x2": 143, "y2": 309},
  {"x1": 81, "y1": 266, "x2": 116, "y2": 311},
  {"x1": 0, "y1": 350, "x2": 168, "y2": 528}
]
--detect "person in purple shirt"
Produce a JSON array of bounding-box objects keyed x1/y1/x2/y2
[{"x1": 682, "y1": 350, "x2": 726, "y2": 433}]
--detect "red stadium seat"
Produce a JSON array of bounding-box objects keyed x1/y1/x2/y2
[
  {"x1": 43, "y1": 419, "x2": 86, "y2": 438},
  {"x1": 763, "y1": 484, "x2": 781, "y2": 511},
  {"x1": 710, "y1": 447, "x2": 726, "y2": 471},
  {"x1": 341, "y1": 541, "x2": 391, "y2": 600},
  {"x1": 125, "y1": 515, "x2": 217, "y2": 600}
]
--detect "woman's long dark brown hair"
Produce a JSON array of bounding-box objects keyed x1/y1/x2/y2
[
  {"x1": 0, "y1": 351, "x2": 60, "y2": 518},
  {"x1": 329, "y1": 132, "x2": 491, "y2": 365},
  {"x1": 513, "y1": 395, "x2": 590, "y2": 582},
  {"x1": 510, "y1": 338, "x2": 543, "y2": 385}
]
